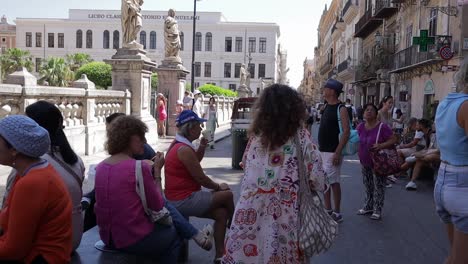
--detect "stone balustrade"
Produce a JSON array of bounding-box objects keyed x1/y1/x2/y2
[
  {"x1": 0, "y1": 68, "x2": 131, "y2": 155},
  {"x1": 200, "y1": 94, "x2": 236, "y2": 126},
  {"x1": 0, "y1": 68, "x2": 238, "y2": 156}
]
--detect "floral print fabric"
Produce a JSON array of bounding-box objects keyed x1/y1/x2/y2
[{"x1": 223, "y1": 129, "x2": 326, "y2": 264}]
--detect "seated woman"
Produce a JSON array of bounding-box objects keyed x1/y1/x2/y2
[
  {"x1": 165, "y1": 110, "x2": 235, "y2": 264},
  {"x1": 400, "y1": 117, "x2": 418, "y2": 145},
  {"x1": 397, "y1": 118, "x2": 428, "y2": 159},
  {"x1": 95, "y1": 115, "x2": 210, "y2": 263},
  {"x1": 405, "y1": 148, "x2": 440, "y2": 190},
  {"x1": 0, "y1": 115, "x2": 72, "y2": 263},
  {"x1": 404, "y1": 132, "x2": 439, "y2": 190},
  {"x1": 26, "y1": 100, "x2": 85, "y2": 251}
]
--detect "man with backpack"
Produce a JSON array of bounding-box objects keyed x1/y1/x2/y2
[{"x1": 318, "y1": 79, "x2": 351, "y2": 223}]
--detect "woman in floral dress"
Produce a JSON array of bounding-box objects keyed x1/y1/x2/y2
[{"x1": 223, "y1": 84, "x2": 326, "y2": 264}]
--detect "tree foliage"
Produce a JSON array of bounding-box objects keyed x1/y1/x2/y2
[
  {"x1": 75, "y1": 62, "x2": 112, "y2": 89},
  {"x1": 66, "y1": 53, "x2": 93, "y2": 72},
  {"x1": 0, "y1": 48, "x2": 34, "y2": 81},
  {"x1": 39, "y1": 57, "x2": 73, "y2": 87},
  {"x1": 151, "y1": 73, "x2": 158, "y2": 91},
  {"x1": 198, "y1": 84, "x2": 237, "y2": 97}
]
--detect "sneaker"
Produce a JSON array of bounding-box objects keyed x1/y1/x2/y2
[
  {"x1": 405, "y1": 181, "x2": 417, "y2": 190},
  {"x1": 385, "y1": 182, "x2": 393, "y2": 188},
  {"x1": 331, "y1": 212, "x2": 343, "y2": 223},
  {"x1": 405, "y1": 156, "x2": 417, "y2": 163},
  {"x1": 388, "y1": 175, "x2": 397, "y2": 183}
]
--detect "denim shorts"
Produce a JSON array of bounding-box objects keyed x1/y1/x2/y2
[{"x1": 434, "y1": 163, "x2": 468, "y2": 234}]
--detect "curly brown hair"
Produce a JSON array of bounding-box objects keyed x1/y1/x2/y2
[
  {"x1": 105, "y1": 115, "x2": 148, "y2": 155},
  {"x1": 249, "y1": 84, "x2": 306, "y2": 150}
]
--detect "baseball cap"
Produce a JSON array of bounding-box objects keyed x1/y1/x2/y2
[
  {"x1": 176, "y1": 110, "x2": 207, "y2": 127},
  {"x1": 324, "y1": 79, "x2": 344, "y2": 94},
  {"x1": 194, "y1": 90, "x2": 201, "y2": 95}
]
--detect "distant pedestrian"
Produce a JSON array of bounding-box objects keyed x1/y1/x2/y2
[
  {"x1": 377, "y1": 95, "x2": 394, "y2": 126},
  {"x1": 223, "y1": 84, "x2": 327, "y2": 263},
  {"x1": 434, "y1": 58, "x2": 468, "y2": 264},
  {"x1": 156, "y1": 93, "x2": 167, "y2": 138},
  {"x1": 393, "y1": 109, "x2": 405, "y2": 135},
  {"x1": 356, "y1": 103, "x2": 397, "y2": 220},
  {"x1": 176, "y1": 99, "x2": 184, "y2": 116},
  {"x1": 203, "y1": 96, "x2": 219, "y2": 149},
  {"x1": 182, "y1": 91, "x2": 192, "y2": 110},
  {"x1": 318, "y1": 79, "x2": 350, "y2": 223}
]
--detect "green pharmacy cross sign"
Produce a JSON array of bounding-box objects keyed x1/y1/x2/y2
[{"x1": 413, "y1": 30, "x2": 435, "y2": 52}]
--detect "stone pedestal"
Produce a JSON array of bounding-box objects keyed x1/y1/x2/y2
[
  {"x1": 237, "y1": 84, "x2": 250, "y2": 98},
  {"x1": 155, "y1": 65, "x2": 190, "y2": 136},
  {"x1": 105, "y1": 48, "x2": 158, "y2": 145}
]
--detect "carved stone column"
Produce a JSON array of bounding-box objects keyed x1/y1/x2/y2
[
  {"x1": 105, "y1": 48, "x2": 158, "y2": 145},
  {"x1": 155, "y1": 66, "x2": 190, "y2": 136}
]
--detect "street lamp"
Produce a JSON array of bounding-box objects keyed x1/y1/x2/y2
[{"x1": 190, "y1": 0, "x2": 202, "y2": 93}]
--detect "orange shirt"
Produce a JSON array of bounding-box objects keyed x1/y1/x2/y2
[{"x1": 0, "y1": 164, "x2": 72, "y2": 264}]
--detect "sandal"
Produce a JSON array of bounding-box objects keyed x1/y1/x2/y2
[
  {"x1": 370, "y1": 212, "x2": 382, "y2": 220},
  {"x1": 357, "y1": 208, "x2": 373, "y2": 215},
  {"x1": 193, "y1": 225, "x2": 213, "y2": 251}
]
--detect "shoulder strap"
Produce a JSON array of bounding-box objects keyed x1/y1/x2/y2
[
  {"x1": 135, "y1": 160, "x2": 150, "y2": 215},
  {"x1": 375, "y1": 123, "x2": 383, "y2": 144},
  {"x1": 294, "y1": 133, "x2": 308, "y2": 194},
  {"x1": 49, "y1": 152, "x2": 83, "y2": 188},
  {"x1": 337, "y1": 104, "x2": 354, "y2": 133}
]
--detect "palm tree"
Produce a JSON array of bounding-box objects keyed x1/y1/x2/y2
[
  {"x1": 66, "y1": 53, "x2": 93, "y2": 73},
  {"x1": 40, "y1": 57, "x2": 73, "y2": 87},
  {"x1": 0, "y1": 48, "x2": 34, "y2": 81}
]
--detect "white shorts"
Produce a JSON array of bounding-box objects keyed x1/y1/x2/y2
[{"x1": 321, "y1": 152, "x2": 343, "y2": 184}]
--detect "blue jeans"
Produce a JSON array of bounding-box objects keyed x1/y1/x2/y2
[
  {"x1": 165, "y1": 201, "x2": 198, "y2": 239},
  {"x1": 434, "y1": 163, "x2": 468, "y2": 234}
]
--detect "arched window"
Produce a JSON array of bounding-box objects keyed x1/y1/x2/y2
[
  {"x1": 140, "y1": 31, "x2": 146, "y2": 49},
  {"x1": 76, "y1": 30, "x2": 82, "y2": 48},
  {"x1": 150, "y1": 31, "x2": 156, "y2": 50},
  {"x1": 180, "y1": 32, "x2": 184, "y2": 51},
  {"x1": 103, "y1": 30, "x2": 110, "y2": 49},
  {"x1": 86, "y1": 30, "x2": 93, "y2": 49},
  {"x1": 113, "y1": 30, "x2": 119, "y2": 49},
  {"x1": 205, "y1": 32, "x2": 212, "y2": 51},
  {"x1": 195, "y1": 32, "x2": 202, "y2": 51}
]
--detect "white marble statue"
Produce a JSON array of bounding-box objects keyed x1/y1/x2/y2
[
  {"x1": 240, "y1": 64, "x2": 247, "y2": 86},
  {"x1": 121, "y1": 0, "x2": 144, "y2": 47},
  {"x1": 164, "y1": 9, "x2": 181, "y2": 59}
]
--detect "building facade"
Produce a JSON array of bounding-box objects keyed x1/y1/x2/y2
[
  {"x1": 314, "y1": 0, "x2": 464, "y2": 119},
  {"x1": 0, "y1": 16, "x2": 16, "y2": 53},
  {"x1": 15, "y1": 9, "x2": 280, "y2": 94}
]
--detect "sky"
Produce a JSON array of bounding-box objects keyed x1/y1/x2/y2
[{"x1": 2, "y1": 0, "x2": 331, "y2": 88}]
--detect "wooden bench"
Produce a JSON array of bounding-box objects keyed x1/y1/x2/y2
[{"x1": 71, "y1": 226, "x2": 189, "y2": 263}]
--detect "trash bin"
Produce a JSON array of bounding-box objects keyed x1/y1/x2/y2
[{"x1": 231, "y1": 128, "x2": 248, "y2": 169}]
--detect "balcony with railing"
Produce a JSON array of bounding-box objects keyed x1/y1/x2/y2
[
  {"x1": 319, "y1": 61, "x2": 333, "y2": 75},
  {"x1": 337, "y1": 60, "x2": 349, "y2": 73},
  {"x1": 354, "y1": 6, "x2": 383, "y2": 38},
  {"x1": 374, "y1": 0, "x2": 398, "y2": 18},
  {"x1": 390, "y1": 44, "x2": 442, "y2": 73},
  {"x1": 342, "y1": 0, "x2": 358, "y2": 23}
]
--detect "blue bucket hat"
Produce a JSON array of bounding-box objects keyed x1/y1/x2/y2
[
  {"x1": 176, "y1": 110, "x2": 207, "y2": 127},
  {"x1": 0, "y1": 115, "x2": 50, "y2": 158},
  {"x1": 324, "y1": 79, "x2": 344, "y2": 94}
]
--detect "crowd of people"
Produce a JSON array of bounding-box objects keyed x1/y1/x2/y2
[{"x1": 0, "y1": 63, "x2": 466, "y2": 263}]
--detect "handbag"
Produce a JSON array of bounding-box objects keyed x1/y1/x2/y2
[
  {"x1": 135, "y1": 160, "x2": 172, "y2": 225},
  {"x1": 295, "y1": 134, "x2": 338, "y2": 257},
  {"x1": 337, "y1": 105, "x2": 359, "y2": 156},
  {"x1": 370, "y1": 123, "x2": 403, "y2": 177}
]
